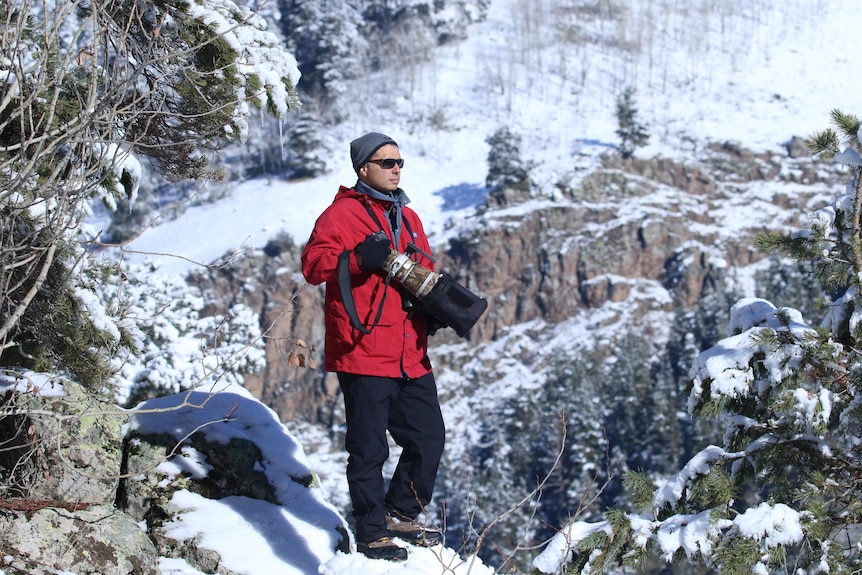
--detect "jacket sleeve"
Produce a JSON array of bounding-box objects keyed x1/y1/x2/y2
[
  {"x1": 302, "y1": 197, "x2": 387, "y2": 285},
  {"x1": 302, "y1": 206, "x2": 360, "y2": 286}
]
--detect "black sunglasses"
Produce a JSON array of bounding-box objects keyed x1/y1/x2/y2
[{"x1": 367, "y1": 158, "x2": 404, "y2": 169}]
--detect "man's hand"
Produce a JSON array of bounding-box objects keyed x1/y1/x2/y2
[{"x1": 355, "y1": 232, "x2": 391, "y2": 270}]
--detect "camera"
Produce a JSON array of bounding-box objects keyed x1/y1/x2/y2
[{"x1": 379, "y1": 241, "x2": 488, "y2": 338}]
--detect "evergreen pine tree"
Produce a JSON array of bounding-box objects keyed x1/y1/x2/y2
[
  {"x1": 278, "y1": 0, "x2": 367, "y2": 108},
  {"x1": 615, "y1": 87, "x2": 650, "y2": 159},
  {"x1": 541, "y1": 110, "x2": 862, "y2": 575},
  {"x1": 485, "y1": 126, "x2": 532, "y2": 207}
]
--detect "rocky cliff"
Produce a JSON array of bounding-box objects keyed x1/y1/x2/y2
[{"x1": 189, "y1": 140, "x2": 843, "y2": 427}]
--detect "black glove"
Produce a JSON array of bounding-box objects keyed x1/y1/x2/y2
[
  {"x1": 424, "y1": 313, "x2": 447, "y2": 336},
  {"x1": 355, "y1": 232, "x2": 391, "y2": 271}
]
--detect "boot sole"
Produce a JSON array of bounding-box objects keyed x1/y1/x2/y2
[{"x1": 357, "y1": 548, "x2": 408, "y2": 562}]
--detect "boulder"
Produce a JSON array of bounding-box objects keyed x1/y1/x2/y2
[
  {"x1": 0, "y1": 380, "x2": 349, "y2": 574},
  {"x1": 0, "y1": 380, "x2": 125, "y2": 504},
  {"x1": 0, "y1": 503, "x2": 158, "y2": 575},
  {"x1": 0, "y1": 380, "x2": 154, "y2": 574}
]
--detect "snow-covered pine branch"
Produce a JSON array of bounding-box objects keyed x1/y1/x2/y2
[{"x1": 0, "y1": 0, "x2": 298, "y2": 390}]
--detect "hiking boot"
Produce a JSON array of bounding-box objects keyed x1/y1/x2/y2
[
  {"x1": 386, "y1": 513, "x2": 443, "y2": 546},
  {"x1": 356, "y1": 537, "x2": 408, "y2": 562}
]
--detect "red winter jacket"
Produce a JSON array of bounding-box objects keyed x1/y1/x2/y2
[{"x1": 301, "y1": 186, "x2": 434, "y2": 378}]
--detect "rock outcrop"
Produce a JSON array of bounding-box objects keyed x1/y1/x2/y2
[
  {"x1": 0, "y1": 380, "x2": 158, "y2": 574},
  {"x1": 457, "y1": 144, "x2": 839, "y2": 340},
  {"x1": 0, "y1": 379, "x2": 347, "y2": 574}
]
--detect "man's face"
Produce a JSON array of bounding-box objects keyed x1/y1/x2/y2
[{"x1": 358, "y1": 144, "x2": 402, "y2": 193}]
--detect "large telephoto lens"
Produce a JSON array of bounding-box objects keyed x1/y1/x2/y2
[{"x1": 382, "y1": 252, "x2": 439, "y2": 299}]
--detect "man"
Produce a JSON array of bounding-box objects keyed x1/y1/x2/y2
[{"x1": 301, "y1": 132, "x2": 445, "y2": 562}]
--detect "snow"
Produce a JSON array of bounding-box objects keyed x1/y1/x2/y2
[
  {"x1": 185, "y1": 0, "x2": 301, "y2": 138},
  {"x1": 733, "y1": 502, "x2": 804, "y2": 548},
  {"x1": 0, "y1": 371, "x2": 67, "y2": 397},
  {"x1": 320, "y1": 547, "x2": 494, "y2": 575},
  {"x1": 80, "y1": 0, "x2": 862, "y2": 573},
  {"x1": 121, "y1": 150, "x2": 488, "y2": 276},
  {"x1": 655, "y1": 510, "x2": 724, "y2": 561},
  {"x1": 835, "y1": 147, "x2": 862, "y2": 167},
  {"x1": 687, "y1": 297, "x2": 817, "y2": 407},
  {"x1": 124, "y1": 381, "x2": 495, "y2": 575},
  {"x1": 653, "y1": 445, "x2": 727, "y2": 509},
  {"x1": 530, "y1": 520, "x2": 610, "y2": 573}
]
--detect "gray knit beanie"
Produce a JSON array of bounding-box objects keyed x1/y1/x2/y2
[{"x1": 350, "y1": 132, "x2": 398, "y2": 172}]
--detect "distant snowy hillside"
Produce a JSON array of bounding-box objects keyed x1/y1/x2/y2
[{"x1": 125, "y1": 1, "x2": 858, "y2": 271}]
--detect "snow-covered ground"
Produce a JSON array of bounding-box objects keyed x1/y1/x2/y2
[{"x1": 129, "y1": 382, "x2": 495, "y2": 575}]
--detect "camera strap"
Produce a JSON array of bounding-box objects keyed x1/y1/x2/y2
[
  {"x1": 338, "y1": 197, "x2": 433, "y2": 334},
  {"x1": 360, "y1": 201, "x2": 432, "y2": 265},
  {"x1": 360, "y1": 200, "x2": 422, "y2": 308},
  {"x1": 337, "y1": 250, "x2": 389, "y2": 335}
]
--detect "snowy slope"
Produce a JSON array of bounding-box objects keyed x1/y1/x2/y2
[{"x1": 125, "y1": 1, "x2": 860, "y2": 274}]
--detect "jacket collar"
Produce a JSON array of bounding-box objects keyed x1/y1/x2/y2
[
  {"x1": 352, "y1": 180, "x2": 411, "y2": 248},
  {"x1": 354, "y1": 179, "x2": 411, "y2": 206}
]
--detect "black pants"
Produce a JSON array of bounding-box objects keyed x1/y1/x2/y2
[{"x1": 337, "y1": 371, "x2": 445, "y2": 543}]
